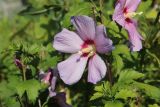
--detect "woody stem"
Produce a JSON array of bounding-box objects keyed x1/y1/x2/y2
[{"x1": 106, "y1": 61, "x2": 113, "y2": 86}]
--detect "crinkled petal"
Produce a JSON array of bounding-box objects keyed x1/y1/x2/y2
[
  {"x1": 49, "y1": 76, "x2": 57, "y2": 97},
  {"x1": 94, "y1": 25, "x2": 113, "y2": 53},
  {"x1": 112, "y1": 2, "x2": 126, "y2": 27},
  {"x1": 49, "y1": 87, "x2": 57, "y2": 97},
  {"x1": 58, "y1": 53, "x2": 88, "y2": 85},
  {"x1": 51, "y1": 77, "x2": 57, "y2": 92},
  {"x1": 53, "y1": 28, "x2": 83, "y2": 53},
  {"x1": 71, "y1": 16, "x2": 96, "y2": 40},
  {"x1": 39, "y1": 71, "x2": 52, "y2": 84},
  {"x1": 88, "y1": 54, "x2": 107, "y2": 84},
  {"x1": 125, "y1": 0, "x2": 141, "y2": 12},
  {"x1": 125, "y1": 22, "x2": 143, "y2": 51}
]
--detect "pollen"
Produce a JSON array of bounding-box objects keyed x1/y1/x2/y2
[{"x1": 78, "y1": 40, "x2": 96, "y2": 57}]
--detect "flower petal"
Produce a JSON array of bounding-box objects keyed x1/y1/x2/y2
[
  {"x1": 51, "y1": 76, "x2": 57, "y2": 92},
  {"x1": 94, "y1": 25, "x2": 113, "y2": 53},
  {"x1": 53, "y1": 28, "x2": 83, "y2": 53},
  {"x1": 39, "y1": 70, "x2": 52, "y2": 84},
  {"x1": 49, "y1": 76, "x2": 57, "y2": 97},
  {"x1": 117, "y1": 0, "x2": 127, "y2": 6},
  {"x1": 125, "y1": 0, "x2": 141, "y2": 12},
  {"x1": 112, "y1": 2, "x2": 126, "y2": 27},
  {"x1": 125, "y1": 22, "x2": 143, "y2": 51},
  {"x1": 88, "y1": 54, "x2": 107, "y2": 84},
  {"x1": 71, "y1": 16, "x2": 96, "y2": 40},
  {"x1": 58, "y1": 53, "x2": 88, "y2": 85}
]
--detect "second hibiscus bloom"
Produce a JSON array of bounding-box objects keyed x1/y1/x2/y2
[
  {"x1": 53, "y1": 16, "x2": 113, "y2": 85},
  {"x1": 113, "y1": 0, "x2": 143, "y2": 51}
]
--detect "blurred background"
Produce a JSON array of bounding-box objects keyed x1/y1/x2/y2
[{"x1": 0, "y1": 0, "x2": 160, "y2": 107}]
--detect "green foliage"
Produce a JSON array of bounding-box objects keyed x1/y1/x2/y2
[
  {"x1": 16, "y1": 79, "x2": 41, "y2": 102},
  {"x1": 90, "y1": 92, "x2": 103, "y2": 101},
  {"x1": 118, "y1": 69, "x2": 144, "y2": 83},
  {"x1": 133, "y1": 82, "x2": 160, "y2": 101},
  {"x1": 104, "y1": 101, "x2": 123, "y2": 107},
  {"x1": 91, "y1": 69, "x2": 160, "y2": 106},
  {"x1": 115, "y1": 89, "x2": 137, "y2": 100},
  {"x1": 62, "y1": 2, "x2": 91, "y2": 27},
  {"x1": 0, "y1": 0, "x2": 160, "y2": 107}
]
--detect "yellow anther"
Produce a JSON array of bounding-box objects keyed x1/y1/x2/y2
[
  {"x1": 88, "y1": 51, "x2": 95, "y2": 57},
  {"x1": 78, "y1": 44, "x2": 96, "y2": 57},
  {"x1": 124, "y1": 12, "x2": 143, "y2": 18},
  {"x1": 81, "y1": 45, "x2": 96, "y2": 53}
]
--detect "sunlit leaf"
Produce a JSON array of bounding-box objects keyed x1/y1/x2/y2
[
  {"x1": 104, "y1": 101, "x2": 123, "y2": 107},
  {"x1": 118, "y1": 69, "x2": 144, "y2": 83},
  {"x1": 115, "y1": 89, "x2": 137, "y2": 100}
]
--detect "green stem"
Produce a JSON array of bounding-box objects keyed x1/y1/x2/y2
[
  {"x1": 22, "y1": 68, "x2": 26, "y2": 81},
  {"x1": 38, "y1": 99, "x2": 42, "y2": 107},
  {"x1": 42, "y1": 97, "x2": 50, "y2": 107},
  {"x1": 106, "y1": 61, "x2": 113, "y2": 86},
  {"x1": 22, "y1": 67, "x2": 28, "y2": 107}
]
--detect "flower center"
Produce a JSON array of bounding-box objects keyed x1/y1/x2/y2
[
  {"x1": 78, "y1": 40, "x2": 96, "y2": 57},
  {"x1": 123, "y1": 7, "x2": 143, "y2": 19}
]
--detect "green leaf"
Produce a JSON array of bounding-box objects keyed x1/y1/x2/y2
[
  {"x1": 107, "y1": 21, "x2": 121, "y2": 38},
  {"x1": 146, "y1": 9, "x2": 158, "y2": 19},
  {"x1": 134, "y1": 82, "x2": 160, "y2": 101},
  {"x1": 26, "y1": 80, "x2": 41, "y2": 102},
  {"x1": 115, "y1": 89, "x2": 137, "y2": 100},
  {"x1": 137, "y1": 0, "x2": 152, "y2": 12},
  {"x1": 112, "y1": 55, "x2": 124, "y2": 73},
  {"x1": 108, "y1": 21, "x2": 119, "y2": 32},
  {"x1": 4, "y1": 98, "x2": 20, "y2": 107},
  {"x1": 94, "y1": 84, "x2": 103, "y2": 92},
  {"x1": 90, "y1": 92, "x2": 103, "y2": 101},
  {"x1": 148, "y1": 104, "x2": 159, "y2": 107},
  {"x1": 104, "y1": 101, "x2": 123, "y2": 107},
  {"x1": 0, "y1": 81, "x2": 15, "y2": 99},
  {"x1": 62, "y1": 2, "x2": 90, "y2": 27},
  {"x1": 112, "y1": 45, "x2": 130, "y2": 57},
  {"x1": 16, "y1": 79, "x2": 41, "y2": 102},
  {"x1": 118, "y1": 69, "x2": 144, "y2": 83}
]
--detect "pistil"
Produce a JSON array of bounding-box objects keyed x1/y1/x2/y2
[
  {"x1": 78, "y1": 44, "x2": 96, "y2": 57},
  {"x1": 124, "y1": 11, "x2": 143, "y2": 18}
]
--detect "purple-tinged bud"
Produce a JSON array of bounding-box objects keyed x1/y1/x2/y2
[{"x1": 14, "y1": 58, "x2": 23, "y2": 70}]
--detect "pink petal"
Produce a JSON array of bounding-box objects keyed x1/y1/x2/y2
[
  {"x1": 53, "y1": 28, "x2": 83, "y2": 53},
  {"x1": 112, "y1": 2, "x2": 126, "y2": 27},
  {"x1": 125, "y1": 0, "x2": 141, "y2": 12},
  {"x1": 94, "y1": 25, "x2": 113, "y2": 54},
  {"x1": 71, "y1": 16, "x2": 96, "y2": 40},
  {"x1": 125, "y1": 22, "x2": 143, "y2": 51},
  {"x1": 49, "y1": 87, "x2": 57, "y2": 97},
  {"x1": 51, "y1": 77, "x2": 57, "y2": 92},
  {"x1": 39, "y1": 71, "x2": 52, "y2": 84},
  {"x1": 88, "y1": 54, "x2": 107, "y2": 84},
  {"x1": 49, "y1": 76, "x2": 57, "y2": 97},
  {"x1": 58, "y1": 53, "x2": 88, "y2": 85},
  {"x1": 117, "y1": 0, "x2": 127, "y2": 6}
]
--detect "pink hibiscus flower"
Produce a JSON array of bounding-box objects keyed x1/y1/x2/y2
[
  {"x1": 113, "y1": 0, "x2": 143, "y2": 51},
  {"x1": 53, "y1": 16, "x2": 113, "y2": 85}
]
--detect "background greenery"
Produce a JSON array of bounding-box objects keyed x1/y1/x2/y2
[{"x1": 0, "y1": 0, "x2": 160, "y2": 107}]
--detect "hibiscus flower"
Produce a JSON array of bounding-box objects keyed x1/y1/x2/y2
[
  {"x1": 113, "y1": 0, "x2": 143, "y2": 51},
  {"x1": 53, "y1": 16, "x2": 113, "y2": 85}
]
